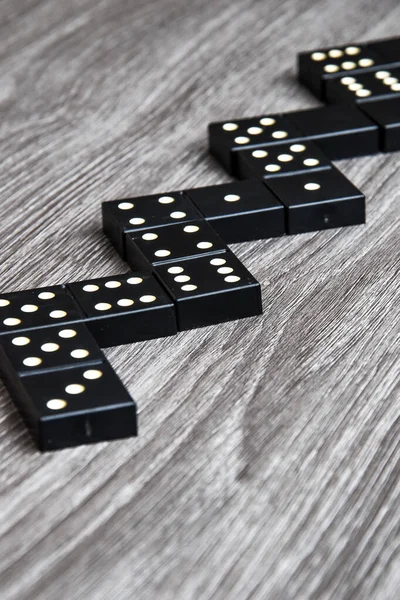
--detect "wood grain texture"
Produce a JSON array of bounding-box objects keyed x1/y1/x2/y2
[{"x1": 0, "y1": 0, "x2": 399, "y2": 598}]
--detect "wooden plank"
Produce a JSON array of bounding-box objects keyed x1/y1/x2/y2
[{"x1": 0, "y1": 0, "x2": 399, "y2": 597}]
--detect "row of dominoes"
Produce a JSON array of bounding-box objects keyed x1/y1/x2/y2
[
  {"x1": 0, "y1": 246, "x2": 262, "y2": 450},
  {"x1": 103, "y1": 164, "x2": 365, "y2": 253},
  {"x1": 1, "y1": 36, "x2": 399, "y2": 451},
  {"x1": 208, "y1": 101, "x2": 399, "y2": 177},
  {"x1": 298, "y1": 36, "x2": 400, "y2": 101},
  {"x1": 297, "y1": 37, "x2": 400, "y2": 153},
  {"x1": 208, "y1": 37, "x2": 400, "y2": 178}
]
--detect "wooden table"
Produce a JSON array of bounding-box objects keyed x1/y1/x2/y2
[{"x1": 0, "y1": 0, "x2": 399, "y2": 598}]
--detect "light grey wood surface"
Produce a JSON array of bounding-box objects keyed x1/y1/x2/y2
[{"x1": 0, "y1": 0, "x2": 399, "y2": 598}]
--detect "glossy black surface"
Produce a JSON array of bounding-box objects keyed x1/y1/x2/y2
[{"x1": 266, "y1": 167, "x2": 365, "y2": 235}]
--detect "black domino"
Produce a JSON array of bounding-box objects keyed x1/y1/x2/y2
[
  {"x1": 0, "y1": 286, "x2": 84, "y2": 336},
  {"x1": 67, "y1": 273, "x2": 177, "y2": 348},
  {"x1": 235, "y1": 141, "x2": 332, "y2": 181},
  {"x1": 208, "y1": 114, "x2": 304, "y2": 176},
  {"x1": 125, "y1": 220, "x2": 228, "y2": 271},
  {"x1": 285, "y1": 105, "x2": 380, "y2": 159},
  {"x1": 186, "y1": 181, "x2": 285, "y2": 243},
  {"x1": 360, "y1": 97, "x2": 400, "y2": 152},
  {"x1": 266, "y1": 167, "x2": 365, "y2": 235},
  {"x1": 326, "y1": 67, "x2": 400, "y2": 105},
  {"x1": 1, "y1": 361, "x2": 137, "y2": 451},
  {"x1": 102, "y1": 191, "x2": 201, "y2": 259},
  {"x1": 154, "y1": 251, "x2": 262, "y2": 330}
]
